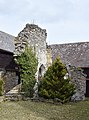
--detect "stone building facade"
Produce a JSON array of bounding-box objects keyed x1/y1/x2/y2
[
  {"x1": 68, "y1": 66, "x2": 86, "y2": 101},
  {"x1": 0, "y1": 49, "x2": 18, "y2": 93}
]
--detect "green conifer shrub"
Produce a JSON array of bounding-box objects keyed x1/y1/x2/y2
[
  {"x1": 16, "y1": 45, "x2": 38, "y2": 97},
  {"x1": 39, "y1": 57, "x2": 75, "y2": 103}
]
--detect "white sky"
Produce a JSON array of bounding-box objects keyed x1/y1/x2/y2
[{"x1": 0, "y1": 0, "x2": 89, "y2": 44}]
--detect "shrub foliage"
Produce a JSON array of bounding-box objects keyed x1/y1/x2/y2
[
  {"x1": 16, "y1": 45, "x2": 38, "y2": 97},
  {"x1": 39, "y1": 57, "x2": 75, "y2": 103}
]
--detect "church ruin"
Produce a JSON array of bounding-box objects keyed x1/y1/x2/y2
[{"x1": 0, "y1": 24, "x2": 89, "y2": 100}]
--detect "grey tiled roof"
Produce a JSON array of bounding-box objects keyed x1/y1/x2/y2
[
  {"x1": 50, "y1": 42, "x2": 89, "y2": 67},
  {"x1": 0, "y1": 31, "x2": 15, "y2": 52}
]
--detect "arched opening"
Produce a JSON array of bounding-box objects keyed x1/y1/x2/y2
[{"x1": 38, "y1": 64, "x2": 45, "y2": 81}]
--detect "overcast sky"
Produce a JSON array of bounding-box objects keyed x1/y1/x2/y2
[{"x1": 0, "y1": 0, "x2": 89, "y2": 44}]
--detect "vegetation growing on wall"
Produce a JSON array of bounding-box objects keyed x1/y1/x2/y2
[
  {"x1": 0, "y1": 79, "x2": 3, "y2": 96},
  {"x1": 16, "y1": 45, "x2": 38, "y2": 97},
  {"x1": 39, "y1": 57, "x2": 75, "y2": 103}
]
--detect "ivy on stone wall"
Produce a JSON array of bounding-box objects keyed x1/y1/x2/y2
[{"x1": 16, "y1": 45, "x2": 38, "y2": 97}]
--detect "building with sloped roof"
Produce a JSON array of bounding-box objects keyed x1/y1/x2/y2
[
  {"x1": 50, "y1": 42, "x2": 89, "y2": 98},
  {"x1": 0, "y1": 31, "x2": 15, "y2": 52},
  {"x1": 0, "y1": 31, "x2": 19, "y2": 93},
  {"x1": 0, "y1": 24, "x2": 89, "y2": 99},
  {"x1": 50, "y1": 42, "x2": 89, "y2": 68}
]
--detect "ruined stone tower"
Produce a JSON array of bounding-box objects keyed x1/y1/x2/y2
[{"x1": 14, "y1": 24, "x2": 48, "y2": 82}]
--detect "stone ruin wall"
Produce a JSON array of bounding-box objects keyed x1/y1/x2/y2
[
  {"x1": 0, "y1": 70, "x2": 18, "y2": 93},
  {"x1": 14, "y1": 24, "x2": 87, "y2": 100},
  {"x1": 15, "y1": 24, "x2": 47, "y2": 67},
  {"x1": 68, "y1": 66, "x2": 86, "y2": 101},
  {"x1": 3, "y1": 71, "x2": 18, "y2": 93},
  {"x1": 46, "y1": 46, "x2": 52, "y2": 68},
  {"x1": 14, "y1": 24, "x2": 49, "y2": 81}
]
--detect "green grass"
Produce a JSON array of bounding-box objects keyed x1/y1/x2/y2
[{"x1": 0, "y1": 100, "x2": 89, "y2": 120}]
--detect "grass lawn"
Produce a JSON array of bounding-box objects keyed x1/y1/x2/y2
[{"x1": 0, "y1": 100, "x2": 89, "y2": 120}]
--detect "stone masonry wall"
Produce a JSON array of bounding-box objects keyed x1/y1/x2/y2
[
  {"x1": 68, "y1": 66, "x2": 86, "y2": 101},
  {"x1": 14, "y1": 24, "x2": 88, "y2": 100},
  {"x1": 46, "y1": 46, "x2": 52, "y2": 68},
  {"x1": 2, "y1": 71, "x2": 18, "y2": 93},
  {"x1": 14, "y1": 24, "x2": 47, "y2": 75}
]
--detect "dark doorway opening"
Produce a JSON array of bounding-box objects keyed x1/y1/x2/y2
[
  {"x1": 38, "y1": 64, "x2": 45, "y2": 81},
  {"x1": 82, "y1": 68, "x2": 89, "y2": 97},
  {"x1": 86, "y1": 80, "x2": 89, "y2": 97},
  {"x1": 16, "y1": 71, "x2": 20, "y2": 84}
]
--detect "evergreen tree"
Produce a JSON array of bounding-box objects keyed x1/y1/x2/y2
[
  {"x1": 16, "y1": 45, "x2": 38, "y2": 97},
  {"x1": 39, "y1": 57, "x2": 75, "y2": 103}
]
